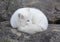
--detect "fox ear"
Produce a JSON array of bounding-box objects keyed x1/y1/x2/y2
[{"x1": 18, "y1": 13, "x2": 24, "y2": 19}]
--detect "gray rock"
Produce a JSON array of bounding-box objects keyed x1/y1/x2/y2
[
  {"x1": 0, "y1": 0, "x2": 60, "y2": 23},
  {"x1": 0, "y1": 0, "x2": 10, "y2": 20},
  {"x1": 0, "y1": 21, "x2": 60, "y2": 42},
  {"x1": 0, "y1": 0, "x2": 22, "y2": 21}
]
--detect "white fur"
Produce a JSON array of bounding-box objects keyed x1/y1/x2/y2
[{"x1": 10, "y1": 7, "x2": 48, "y2": 34}]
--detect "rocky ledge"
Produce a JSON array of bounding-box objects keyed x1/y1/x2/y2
[{"x1": 0, "y1": 21, "x2": 60, "y2": 42}]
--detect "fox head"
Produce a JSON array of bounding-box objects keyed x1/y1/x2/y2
[{"x1": 17, "y1": 13, "x2": 32, "y2": 27}]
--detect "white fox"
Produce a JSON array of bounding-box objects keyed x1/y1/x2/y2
[{"x1": 10, "y1": 7, "x2": 48, "y2": 34}]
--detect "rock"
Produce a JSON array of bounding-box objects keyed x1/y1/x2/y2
[
  {"x1": 29, "y1": 32, "x2": 60, "y2": 42},
  {"x1": 11, "y1": 29, "x2": 21, "y2": 37},
  {"x1": 0, "y1": 20, "x2": 60, "y2": 42},
  {"x1": 0, "y1": 0, "x2": 23, "y2": 21},
  {"x1": 0, "y1": 37, "x2": 18, "y2": 42},
  {"x1": 0, "y1": 0, "x2": 10, "y2": 21},
  {"x1": 0, "y1": 21, "x2": 18, "y2": 39},
  {"x1": 0, "y1": 0, "x2": 60, "y2": 23}
]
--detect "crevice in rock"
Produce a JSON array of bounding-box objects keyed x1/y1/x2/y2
[
  {"x1": 54, "y1": 19, "x2": 60, "y2": 24},
  {"x1": 48, "y1": 21, "x2": 54, "y2": 24},
  {"x1": 0, "y1": 17, "x2": 6, "y2": 22}
]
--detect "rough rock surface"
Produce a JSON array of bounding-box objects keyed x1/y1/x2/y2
[
  {"x1": 0, "y1": 21, "x2": 60, "y2": 42},
  {"x1": 0, "y1": 0, "x2": 60, "y2": 42},
  {"x1": 0, "y1": 0, "x2": 60, "y2": 23}
]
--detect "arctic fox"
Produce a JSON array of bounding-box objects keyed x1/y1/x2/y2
[{"x1": 10, "y1": 7, "x2": 48, "y2": 34}]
